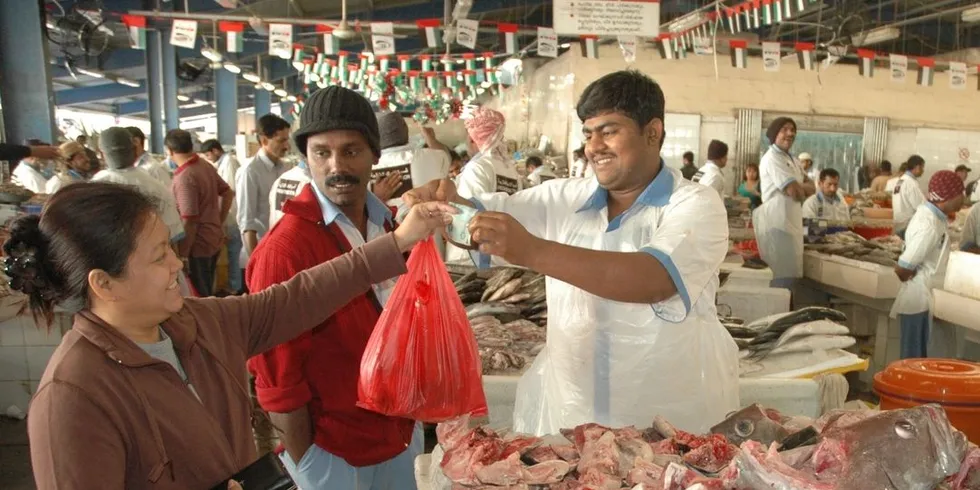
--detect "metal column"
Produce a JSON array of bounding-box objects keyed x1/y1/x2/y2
[
  {"x1": 0, "y1": 0, "x2": 57, "y2": 145},
  {"x1": 145, "y1": 29, "x2": 166, "y2": 153},
  {"x1": 255, "y1": 90, "x2": 271, "y2": 123},
  {"x1": 280, "y1": 100, "x2": 294, "y2": 124},
  {"x1": 215, "y1": 67, "x2": 238, "y2": 147},
  {"x1": 161, "y1": 31, "x2": 180, "y2": 130}
]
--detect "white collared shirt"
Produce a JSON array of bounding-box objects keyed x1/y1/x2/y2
[
  {"x1": 892, "y1": 203, "x2": 950, "y2": 316},
  {"x1": 802, "y1": 192, "x2": 850, "y2": 221},
  {"x1": 892, "y1": 172, "x2": 925, "y2": 230},
  {"x1": 92, "y1": 167, "x2": 185, "y2": 242},
  {"x1": 12, "y1": 163, "x2": 48, "y2": 193},
  {"x1": 214, "y1": 153, "x2": 240, "y2": 228},
  {"x1": 527, "y1": 165, "x2": 558, "y2": 187},
  {"x1": 236, "y1": 149, "x2": 290, "y2": 239},
  {"x1": 693, "y1": 161, "x2": 725, "y2": 197},
  {"x1": 136, "y1": 152, "x2": 173, "y2": 188}
]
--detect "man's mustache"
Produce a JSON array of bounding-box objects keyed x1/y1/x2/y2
[{"x1": 325, "y1": 174, "x2": 361, "y2": 186}]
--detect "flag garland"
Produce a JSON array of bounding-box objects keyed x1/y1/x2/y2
[
  {"x1": 416, "y1": 19, "x2": 443, "y2": 48},
  {"x1": 581, "y1": 35, "x2": 599, "y2": 59},
  {"x1": 316, "y1": 24, "x2": 340, "y2": 55},
  {"x1": 917, "y1": 57, "x2": 935, "y2": 86},
  {"x1": 219, "y1": 21, "x2": 245, "y2": 53},
  {"x1": 730, "y1": 40, "x2": 748, "y2": 69},
  {"x1": 498, "y1": 23, "x2": 519, "y2": 54},
  {"x1": 795, "y1": 42, "x2": 815, "y2": 71},
  {"x1": 857, "y1": 49, "x2": 875, "y2": 78},
  {"x1": 657, "y1": 34, "x2": 676, "y2": 60},
  {"x1": 121, "y1": 14, "x2": 146, "y2": 49}
]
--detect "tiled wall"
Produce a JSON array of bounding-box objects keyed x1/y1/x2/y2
[{"x1": 0, "y1": 313, "x2": 71, "y2": 411}]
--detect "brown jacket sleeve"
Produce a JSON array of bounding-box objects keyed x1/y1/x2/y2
[
  {"x1": 30, "y1": 381, "x2": 128, "y2": 490},
  {"x1": 204, "y1": 232, "x2": 406, "y2": 358}
]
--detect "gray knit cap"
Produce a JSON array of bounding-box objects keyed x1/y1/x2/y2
[
  {"x1": 292, "y1": 86, "x2": 380, "y2": 157},
  {"x1": 377, "y1": 111, "x2": 409, "y2": 150},
  {"x1": 99, "y1": 126, "x2": 138, "y2": 170}
]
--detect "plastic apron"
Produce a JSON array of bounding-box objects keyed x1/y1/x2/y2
[
  {"x1": 512, "y1": 207, "x2": 739, "y2": 435},
  {"x1": 890, "y1": 223, "x2": 950, "y2": 319},
  {"x1": 754, "y1": 147, "x2": 805, "y2": 280}
]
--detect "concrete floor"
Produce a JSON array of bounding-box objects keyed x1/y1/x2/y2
[{"x1": 0, "y1": 418, "x2": 34, "y2": 490}]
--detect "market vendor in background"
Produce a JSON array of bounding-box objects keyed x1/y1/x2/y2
[
  {"x1": 46, "y1": 142, "x2": 90, "y2": 194},
  {"x1": 248, "y1": 87, "x2": 433, "y2": 489},
  {"x1": 870, "y1": 160, "x2": 893, "y2": 192},
  {"x1": 373, "y1": 112, "x2": 450, "y2": 206},
  {"x1": 405, "y1": 70, "x2": 738, "y2": 434},
  {"x1": 11, "y1": 139, "x2": 53, "y2": 193},
  {"x1": 525, "y1": 155, "x2": 557, "y2": 186},
  {"x1": 447, "y1": 107, "x2": 522, "y2": 263},
  {"x1": 802, "y1": 169, "x2": 850, "y2": 222},
  {"x1": 738, "y1": 163, "x2": 763, "y2": 209},
  {"x1": 692, "y1": 139, "x2": 728, "y2": 198},
  {"x1": 680, "y1": 151, "x2": 697, "y2": 180},
  {"x1": 799, "y1": 152, "x2": 819, "y2": 182},
  {"x1": 754, "y1": 117, "x2": 811, "y2": 290},
  {"x1": 960, "y1": 199, "x2": 980, "y2": 254},
  {"x1": 885, "y1": 161, "x2": 907, "y2": 193},
  {"x1": 891, "y1": 170, "x2": 964, "y2": 359},
  {"x1": 892, "y1": 155, "x2": 927, "y2": 239},
  {"x1": 955, "y1": 164, "x2": 971, "y2": 183},
  {"x1": 128, "y1": 127, "x2": 173, "y2": 187}
]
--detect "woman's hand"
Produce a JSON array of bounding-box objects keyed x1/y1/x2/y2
[{"x1": 393, "y1": 202, "x2": 458, "y2": 252}]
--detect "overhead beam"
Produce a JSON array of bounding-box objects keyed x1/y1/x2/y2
[{"x1": 54, "y1": 81, "x2": 146, "y2": 105}]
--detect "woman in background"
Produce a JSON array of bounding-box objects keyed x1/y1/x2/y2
[{"x1": 738, "y1": 163, "x2": 763, "y2": 209}]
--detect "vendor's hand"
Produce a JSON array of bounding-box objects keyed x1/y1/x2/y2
[
  {"x1": 393, "y1": 202, "x2": 458, "y2": 252},
  {"x1": 372, "y1": 172, "x2": 402, "y2": 202},
  {"x1": 469, "y1": 212, "x2": 539, "y2": 266},
  {"x1": 29, "y1": 145, "x2": 61, "y2": 160},
  {"x1": 894, "y1": 266, "x2": 917, "y2": 282},
  {"x1": 402, "y1": 178, "x2": 458, "y2": 206},
  {"x1": 227, "y1": 480, "x2": 243, "y2": 490}
]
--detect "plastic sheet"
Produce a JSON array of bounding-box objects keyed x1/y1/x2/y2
[{"x1": 357, "y1": 238, "x2": 488, "y2": 422}]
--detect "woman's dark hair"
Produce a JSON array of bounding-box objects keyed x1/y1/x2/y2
[
  {"x1": 576, "y1": 70, "x2": 665, "y2": 134},
  {"x1": 743, "y1": 163, "x2": 759, "y2": 181},
  {"x1": 2, "y1": 183, "x2": 159, "y2": 326}
]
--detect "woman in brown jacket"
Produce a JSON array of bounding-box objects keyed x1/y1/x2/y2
[{"x1": 3, "y1": 182, "x2": 455, "y2": 490}]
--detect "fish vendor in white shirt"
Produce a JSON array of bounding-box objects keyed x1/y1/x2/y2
[
  {"x1": 692, "y1": 139, "x2": 728, "y2": 198},
  {"x1": 802, "y1": 168, "x2": 851, "y2": 222},
  {"x1": 960, "y1": 201, "x2": 980, "y2": 255},
  {"x1": 405, "y1": 70, "x2": 738, "y2": 434},
  {"x1": 891, "y1": 170, "x2": 963, "y2": 359},
  {"x1": 892, "y1": 155, "x2": 927, "y2": 239}
]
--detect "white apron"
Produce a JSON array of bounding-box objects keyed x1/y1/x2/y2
[
  {"x1": 890, "y1": 214, "x2": 950, "y2": 318},
  {"x1": 512, "y1": 205, "x2": 738, "y2": 435},
  {"x1": 755, "y1": 147, "x2": 805, "y2": 280}
]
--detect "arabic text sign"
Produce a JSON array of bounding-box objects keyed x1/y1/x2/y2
[
  {"x1": 554, "y1": 0, "x2": 660, "y2": 37},
  {"x1": 170, "y1": 20, "x2": 198, "y2": 49}
]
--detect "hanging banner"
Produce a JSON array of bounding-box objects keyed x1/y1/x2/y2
[
  {"x1": 537, "y1": 27, "x2": 558, "y2": 58},
  {"x1": 949, "y1": 62, "x2": 967, "y2": 90},
  {"x1": 371, "y1": 22, "x2": 396, "y2": 56},
  {"x1": 170, "y1": 19, "x2": 198, "y2": 49},
  {"x1": 457, "y1": 19, "x2": 479, "y2": 49},
  {"x1": 553, "y1": 0, "x2": 660, "y2": 37},
  {"x1": 762, "y1": 42, "x2": 781, "y2": 72},
  {"x1": 889, "y1": 54, "x2": 908, "y2": 83},
  {"x1": 121, "y1": 14, "x2": 146, "y2": 50},
  {"x1": 219, "y1": 21, "x2": 245, "y2": 53},
  {"x1": 618, "y1": 35, "x2": 637, "y2": 63},
  {"x1": 269, "y1": 23, "x2": 293, "y2": 59}
]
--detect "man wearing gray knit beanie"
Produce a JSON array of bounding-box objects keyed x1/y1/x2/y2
[
  {"x1": 246, "y1": 85, "x2": 426, "y2": 490},
  {"x1": 372, "y1": 111, "x2": 451, "y2": 206}
]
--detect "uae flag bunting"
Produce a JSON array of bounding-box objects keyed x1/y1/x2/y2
[
  {"x1": 121, "y1": 14, "x2": 147, "y2": 49},
  {"x1": 462, "y1": 53, "x2": 477, "y2": 71},
  {"x1": 762, "y1": 0, "x2": 774, "y2": 25},
  {"x1": 796, "y1": 0, "x2": 806, "y2": 12},
  {"x1": 398, "y1": 55, "x2": 412, "y2": 72},
  {"x1": 420, "y1": 55, "x2": 433, "y2": 72},
  {"x1": 857, "y1": 49, "x2": 875, "y2": 78},
  {"x1": 730, "y1": 40, "x2": 748, "y2": 68},
  {"x1": 219, "y1": 21, "x2": 245, "y2": 53},
  {"x1": 425, "y1": 71, "x2": 440, "y2": 92},
  {"x1": 751, "y1": 0, "x2": 762, "y2": 29},
  {"x1": 775, "y1": 0, "x2": 784, "y2": 23},
  {"x1": 408, "y1": 70, "x2": 421, "y2": 92},
  {"x1": 416, "y1": 19, "x2": 443, "y2": 48},
  {"x1": 484, "y1": 52, "x2": 497, "y2": 70},
  {"x1": 795, "y1": 42, "x2": 815, "y2": 71},
  {"x1": 783, "y1": 0, "x2": 794, "y2": 19},
  {"x1": 378, "y1": 56, "x2": 390, "y2": 73},
  {"x1": 917, "y1": 57, "x2": 935, "y2": 86},
  {"x1": 581, "y1": 35, "x2": 599, "y2": 59},
  {"x1": 678, "y1": 34, "x2": 687, "y2": 54},
  {"x1": 657, "y1": 34, "x2": 675, "y2": 60},
  {"x1": 316, "y1": 24, "x2": 340, "y2": 55},
  {"x1": 727, "y1": 8, "x2": 739, "y2": 33},
  {"x1": 498, "y1": 23, "x2": 520, "y2": 54},
  {"x1": 463, "y1": 70, "x2": 477, "y2": 86}
]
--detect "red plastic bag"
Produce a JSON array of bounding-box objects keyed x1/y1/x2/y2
[{"x1": 357, "y1": 237, "x2": 488, "y2": 422}]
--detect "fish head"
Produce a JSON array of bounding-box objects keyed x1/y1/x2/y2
[{"x1": 710, "y1": 404, "x2": 788, "y2": 446}]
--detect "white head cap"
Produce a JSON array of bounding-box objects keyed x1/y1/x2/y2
[{"x1": 798, "y1": 152, "x2": 813, "y2": 162}]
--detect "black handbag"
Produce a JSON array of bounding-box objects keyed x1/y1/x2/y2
[{"x1": 210, "y1": 452, "x2": 296, "y2": 490}]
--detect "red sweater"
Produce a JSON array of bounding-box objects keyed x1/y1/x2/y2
[{"x1": 245, "y1": 185, "x2": 415, "y2": 467}]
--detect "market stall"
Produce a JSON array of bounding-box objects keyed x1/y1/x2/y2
[{"x1": 932, "y1": 251, "x2": 980, "y2": 360}]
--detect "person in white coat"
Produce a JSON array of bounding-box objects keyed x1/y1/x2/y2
[
  {"x1": 892, "y1": 155, "x2": 927, "y2": 239},
  {"x1": 372, "y1": 113, "x2": 451, "y2": 207},
  {"x1": 802, "y1": 168, "x2": 850, "y2": 222},
  {"x1": 891, "y1": 170, "x2": 963, "y2": 359},
  {"x1": 446, "y1": 107, "x2": 522, "y2": 263},
  {"x1": 692, "y1": 140, "x2": 728, "y2": 198},
  {"x1": 960, "y1": 201, "x2": 980, "y2": 254},
  {"x1": 45, "y1": 142, "x2": 90, "y2": 194},
  {"x1": 525, "y1": 156, "x2": 557, "y2": 186},
  {"x1": 754, "y1": 117, "x2": 811, "y2": 290},
  {"x1": 11, "y1": 142, "x2": 50, "y2": 193},
  {"x1": 126, "y1": 127, "x2": 174, "y2": 188},
  {"x1": 405, "y1": 71, "x2": 738, "y2": 434},
  {"x1": 201, "y1": 139, "x2": 244, "y2": 294}
]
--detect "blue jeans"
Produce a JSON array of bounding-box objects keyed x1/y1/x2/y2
[
  {"x1": 280, "y1": 423, "x2": 423, "y2": 490},
  {"x1": 899, "y1": 311, "x2": 930, "y2": 359},
  {"x1": 225, "y1": 224, "x2": 243, "y2": 292}
]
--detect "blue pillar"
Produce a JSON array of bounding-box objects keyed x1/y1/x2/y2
[
  {"x1": 215, "y1": 67, "x2": 238, "y2": 147},
  {"x1": 0, "y1": 0, "x2": 57, "y2": 145},
  {"x1": 161, "y1": 31, "x2": 180, "y2": 130},
  {"x1": 145, "y1": 30, "x2": 166, "y2": 153},
  {"x1": 280, "y1": 101, "x2": 294, "y2": 124},
  {"x1": 255, "y1": 89, "x2": 271, "y2": 123}
]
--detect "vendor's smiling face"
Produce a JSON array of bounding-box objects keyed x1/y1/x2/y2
[{"x1": 582, "y1": 111, "x2": 663, "y2": 192}]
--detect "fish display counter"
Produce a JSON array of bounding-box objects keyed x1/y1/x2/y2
[{"x1": 933, "y1": 251, "x2": 980, "y2": 359}]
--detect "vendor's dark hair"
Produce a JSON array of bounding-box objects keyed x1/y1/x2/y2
[
  {"x1": 526, "y1": 156, "x2": 543, "y2": 169},
  {"x1": 2, "y1": 183, "x2": 159, "y2": 326},
  {"x1": 880, "y1": 160, "x2": 892, "y2": 173},
  {"x1": 201, "y1": 139, "x2": 223, "y2": 153},
  {"x1": 165, "y1": 129, "x2": 194, "y2": 154},
  {"x1": 908, "y1": 154, "x2": 926, "y2": 170},
  {"x1": 257, "y1": 114, "x2": 290, "y2": 138},
  {"x1": 576, "y1": 70, "x2": 665, "y2": 137},
  {"x1": 820, "y1": 168, "x2": 840, "y2": 181},
  {"x1": 126, "y1": 126, "x2": 146, "y2": 144}
]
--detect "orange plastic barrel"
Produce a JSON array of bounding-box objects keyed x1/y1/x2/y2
[{"x1": 873, "y1": 359, "x2": 980, "y2": 444}]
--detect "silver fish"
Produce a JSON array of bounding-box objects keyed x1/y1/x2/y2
[
  {"x1": 501, "y1": 292, "x2": 532, "y2": 304},
  {"x1": 466, "y1": 302, "x2": 522, "y2": 320},
  {"x1": 489, "y1": 278, "x2": 524, "y2": 302}
]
